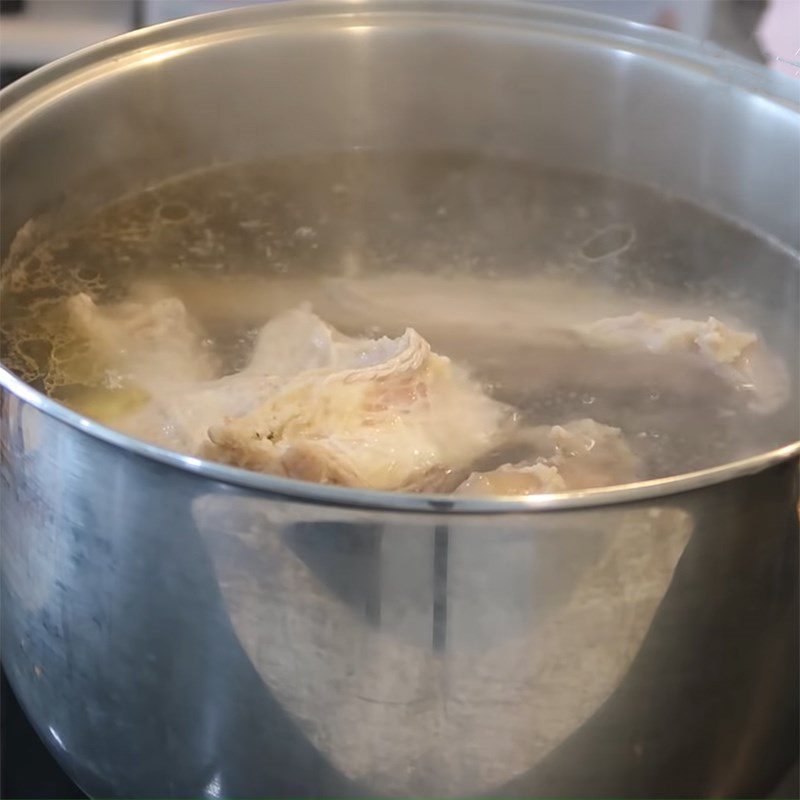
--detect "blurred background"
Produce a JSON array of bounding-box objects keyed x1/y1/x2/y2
[{"x1": 0, "y1": 0, "x2": 798, "y2": 90}]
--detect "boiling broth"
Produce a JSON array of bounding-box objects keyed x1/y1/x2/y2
[{"x1": 1, "y1": 152, "x2": 797, "y2": 487}]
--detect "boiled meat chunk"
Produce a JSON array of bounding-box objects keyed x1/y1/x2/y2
[
  {"x1": 456, "y1": 462, "x2": 567, "y2": 496},
  {"x1": 244, "y1": 303, "x2": 453, "y2": 380},
  {"x1": 522, "y1": 418, "x2": 640, "y2": 489},
  {"x1": 65, "y1": 286, "x2": 781, "y2": 496},
  {"x1": 205, "y1": 322, "x2": 509, "y2": 492},
  {"x1": 67, "y1": 292, "x2": 216, "y2": 386},
  {"x1": 578, "y1": 312, "x2": 787, "y2": 413},
  {"x1": 579, "y1": 313, "x2": 755, "y2": 365},
  {"x1": 67, "y1": 293, "x2": 509, "y2": 489},
  {"x1": 66, "y1": 293, "x2": 278, "y2": 452},
  {"x1": 244, "y1": 304, "x2": 340, "y2": 378},
  {"x1": 456, "y1": 419, "x2": 639, "y2": 496},
  {"x1": 64, "y1": 299, "x2": 350, "y2": 454},
  {"x1": 114, "y1": 373, "x2": 280, "y2": 454}
]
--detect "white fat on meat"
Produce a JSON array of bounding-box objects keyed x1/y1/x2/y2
[
  {"x1": 457, "y1": 418, "x2": 639, "y2": 496},
  {"x1": 577, "y1": 312, "x2": 787, "y2": 413},
  {"x1": 205, "y1": 313, "x2": 510, "y2": 492}
]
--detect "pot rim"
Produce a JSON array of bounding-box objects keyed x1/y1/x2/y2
[
  {"x1": 1, "y1": 0, "x2": 798, "y2": 118},
  {"x1": 3, "y1": 364, "x2": 799, "y2": 514},
  {"x1": 1, "y1": 0, "x2": 798, "y2": 515}
]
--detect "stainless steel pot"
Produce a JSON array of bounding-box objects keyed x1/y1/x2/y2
[{"x1": 1, "y1": 2, "x2": 798, "y2": 797}]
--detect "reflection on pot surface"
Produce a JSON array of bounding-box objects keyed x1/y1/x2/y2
[{"x1": 194, "y1": 494, "x2": 692, "y2": 795}]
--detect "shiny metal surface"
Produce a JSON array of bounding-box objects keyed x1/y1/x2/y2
[
  {"x1": 1, "y1": 2, "x2": 799, "y2": 797},
  {"x1": 1, "y1": 390, "x2": 798, "y2": 798}
]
